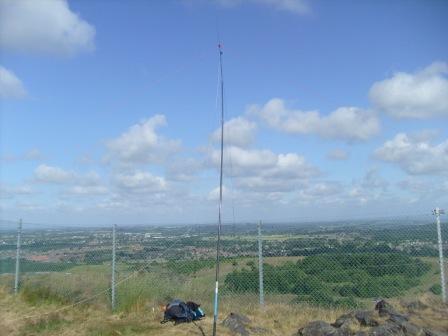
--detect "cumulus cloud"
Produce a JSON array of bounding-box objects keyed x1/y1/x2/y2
[
  {"x1": 359, "y1": 168, "x2": 389, "y2": 191},
  {"x1": 303, "y1": 182, "x2": 342, "y2": 197},
  {"x1": 208, "y1": 146, "x2": 319, "y2": 192},
  {"x1": 0, "y1": 184, "x2": 34, "y2": 199},
  {"x1": 207, "y1": 185, "x2": 230, "y2": 201},
  {"x1": 211, "y1": 117, "x2": 256, "y2": 147},
  {"x1": 34, "y1": 164, "x2": 104, "y2": 187},
  {"x1": 210, "y1": 146, "x2": 276, "y2": 173},
  {"x1": 327, "y1": 148, "x2": 349, "y2": 161},
  {"x1": 112, "y1": 171, "x2": 167, "y2": 193},
  {"x1": 397, "y1": 178, "x2": 430, "y2": 194},
  {"x1": 0, "y1": 0, "x2": 95, "y2": 55},
  {"x1": 348, "y1": 168, "x2": 389, "y2": 204},
  {"x1": 106, "y1": 115, "x2": 181, "y2": 165},
  {"x1": 397, "y1": 178, "x2": 448, "y2": 206},
  {"x1": 369, "y1": 62, "x2": 448, "y2": 118},
  {"x1": 375, "y1": 133, "x2": 448, "y2": 175},
  {"x1": 34, "y1": 164, "x2": 74, "y2": 183},
  {"x1": 213, "y1": 0, "x2": 309, "y2": 14},
  {"x1": 250, "y1": 98, "x2": 380, "y2": 142},
  {"x1": 0, "y1": 66, "x2": 26, "y2": 99},
  {"x1": 167, "y1": 157, "x2": 203, "y2": 181},
  {"x1": 65, "y1": 185, "x2": 108, "y2": 195},
  {"x1": 295, "y1": 181, "x2": 344, "y2": 205}
]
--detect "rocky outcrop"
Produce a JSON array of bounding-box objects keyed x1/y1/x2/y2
[
  {"x1": 222, "y1": 313, "x2": 251, "y2": 336},
  {"x1": 222, "y1": 313, "x2": 269, "y2": 336},
  {"x1": 298, "y1": 300, "x2": 447, "y2": 336},
  {"x1": 299, "y1": 321, "x2": 340, "y2": 336}
]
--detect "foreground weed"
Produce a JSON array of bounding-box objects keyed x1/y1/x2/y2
[{"x1": 20, "y1": 312, "x2": 68, "y2": 335}]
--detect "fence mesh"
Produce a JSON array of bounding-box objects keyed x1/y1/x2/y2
[{"x1": 1, "y1": 214, "x2": 447, "y2": 316}]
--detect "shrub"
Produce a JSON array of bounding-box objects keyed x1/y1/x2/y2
[{"x1": 224, "y1": 253, "x2": 430, "y2": 305}]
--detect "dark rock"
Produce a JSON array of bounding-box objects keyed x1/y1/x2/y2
[
  {"x1": 399, "y1": 322, "x2": 425, "y2": 336},
  {"x1": 222, "y1": 313, "x2": 251, "y2": 336},
  {"x1": 355, "y1": 310, "x2": 379, "y2": 327},
  {"x1": 333, "y1": 313, "x2": 356, "y2": 328},
  {"x1": 375, "y1": 300, "x2": 399, "y2": 318},
  {"x1": 249, "y1": 326, "x2": 269, "y2": 334},
  {"x1": 298, "y1": 320, "x2": 339, "y2": 336},
  {"x1": 368, "y1": 322, "x2": 405, "y2": 336},
  {"x1": 424, "y1": 330, "x2": 448, "y2": 336},
  {"x1": 388, "y1": 313, "x2": 409, "y2": 324},
  {"x1": 354, "y1": 332, "x2": 369, "y2": 336}
]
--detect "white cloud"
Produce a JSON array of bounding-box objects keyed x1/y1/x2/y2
[
  {"x1": 359, "y1": 168, "x2": 389, "y2": 191},
  {"x1": 375, "y1": 133, "x2": 448, "y2": 175},
  {"x1": 303, "y1": 182, "x2": 342, "y2": 197},
  {"x1": 295, "y1": 181, "x2": 344, "y2": 205},
  {"x1": 369, "y1": 62, "x2": 448, "y2": 118},
  {"x1": 207, "y1": 185, "x2": 230, "y2": 201},
  {"x1": 397, "y1": 178, "x2": 448, "y2": 205},
  {"x1": 66, "y1": 185, "x2": 108, "y2": 195},
  {"x1": 112, "y1": 171, "x2": 167, "y2": 193},
  {"x1": 167, "y1": 157, "x2": 203, "y2": 181},
  {"x1": 0, "y1": 66, "x2": 26, "y2": 99},
  {"x1": 208, "y1": 145, "x2": 319, "y2": 192},
  {"x1": 211, "y1": 146, "x2": 277, "y2": 173},
  {"x1": 213, "y1": 0, "x2": 309, "y2": 14},
  {"x1": 250, "y1": 98, "x2": 380, "y2": 142},
  {"x1": 33, "y1": 164, "x2": 104, "y2": 187},
  {"x1": 34, "y1": 164, "x2": 74, "y2": 183},
  {"x1": 0, "y1": 184, "x2": 34, "y2": 199},
  {"x1": 0, "y1": 0, "x2": 95, "y2": 55},
  {"x1": 347, "y1": 169, "x2": 389, "y2": 205},
  {"x1": 397, "y1": 178, "x2": 430, "y2": 194},
  {"x1": 327, "y1": 148, "x2": 349, "y2": 161},
  {"x1": 211, "y1": 117, "x2": 256, "y2": 147},
  {"x1": 106, "y1": 115, "x2": 181, "y2": 165}
]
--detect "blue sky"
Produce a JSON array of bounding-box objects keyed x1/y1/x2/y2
[{"x1": 0, "y1": 0, "x2": 447, "y2": 226}]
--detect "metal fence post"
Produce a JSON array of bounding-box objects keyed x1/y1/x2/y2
[
  {"x1": 111, "y1": 224, "x2": 117, "y2": 311},
  {"x1": 434, "y1": 208, "x2": 446, "y2": 303},
  {"x1": 14, "y1": 218, "x2": 22, "y2": 294},
  {"x1": 257, "y1": 220, "x2": 264, "y2": 307}
]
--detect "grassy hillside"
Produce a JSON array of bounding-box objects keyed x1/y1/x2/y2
[{"x1": 1, "y1": 286, "x2": 447, "y2": 336}]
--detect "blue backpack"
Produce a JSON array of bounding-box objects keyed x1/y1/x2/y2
[{"x1": 161, "y1": 300, "x2": 205, "y2": 324}]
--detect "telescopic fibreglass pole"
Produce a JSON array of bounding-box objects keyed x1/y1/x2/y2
[
  {"x1": 212, "y1": 43, "x2": 224, "y2": 336},
  {"x1": 14, "y1": 218, "x2": 22, "y2": 294}
]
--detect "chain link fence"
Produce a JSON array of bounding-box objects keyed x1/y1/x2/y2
[{"x1": 1, "y1": 213, "x2": 447, "y2": 316}]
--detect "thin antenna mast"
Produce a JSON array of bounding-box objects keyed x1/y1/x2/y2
[{"x1": 212, "y1": 43, "x2": 224, "y2": 336}]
